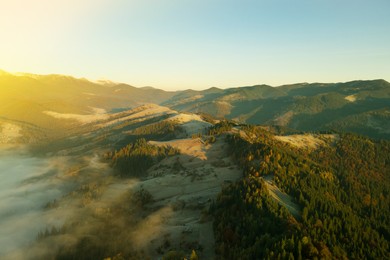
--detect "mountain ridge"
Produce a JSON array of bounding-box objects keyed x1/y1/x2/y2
[{"x1": 1, "y1": 70, "x2": 389, "y2": 141}]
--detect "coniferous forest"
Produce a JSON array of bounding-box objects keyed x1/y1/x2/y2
[
  {"x1": 104, "y1": 138, "x2": 179, "y2": 177},
  {"x1": 211, "y1": 126, "x2": 390, "y2": 259}
]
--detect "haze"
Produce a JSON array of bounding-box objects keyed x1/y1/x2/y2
[
  {"x1": 0, "y1": 150, "x2": 69, "y2": 256},
  {"x1": 1, "y1": 0, "x2": 389, "y2": 90},
  {"x1": 0, "y1": 147, "x2": 143, "y2": 259}
]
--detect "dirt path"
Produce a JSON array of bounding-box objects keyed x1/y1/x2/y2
[{"x1": 262, "y1": 175, "x2": 301, "y2": 219}]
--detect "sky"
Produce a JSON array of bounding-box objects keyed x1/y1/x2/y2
[{"x1": 0, "y1": 0, "x2": 389, "y2": 90}]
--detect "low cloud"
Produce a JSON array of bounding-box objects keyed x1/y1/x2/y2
[
  {"x1": 0, "y1": 147, "x2": 173, "y2": 259},
  {"x1": 0, "y1": 151, "x2": 75, "y2": 257}
]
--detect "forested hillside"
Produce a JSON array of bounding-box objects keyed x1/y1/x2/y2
[
  {"x1": 105, "y1": 138, "x2": 179, "y2": 177},
  {"x1": 164, "y1": 80, "x2": 390, "y2": 139},
  {"x1": 212, "y1": 126, "x2": 390, "y2": 259}
]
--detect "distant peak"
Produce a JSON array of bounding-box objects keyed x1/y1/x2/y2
[
  {"x1": 13, "y1": 72, "x2": 41, "y2": 78},
  {"x1": 252, "y1": 84, "x2": 273, "y2": 88},
  {"x1": 140, "y1": 86, "x2": 156, "y2": 90},
  {"x1": 93, "y1": 79, "x2": 118, "y2": 86},
  {"x1": 207, "y1": 86, "x2": 222, "y2": 91},
  {"x1": 370, "y1": 79, "x2": 388, "y2": 84},
  {"x1": 13, "y1": 72, "x2": 76, "y2": 81}
]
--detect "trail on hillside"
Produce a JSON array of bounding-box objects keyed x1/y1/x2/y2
[{"x1": 262, "y1": 174, "x2": 301, "y2": 219}]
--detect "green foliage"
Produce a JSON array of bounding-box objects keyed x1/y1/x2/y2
[
  {"x1": 132, "y1": 187, "x2": 153, "y2": 208},
  {"x1": 36, "y1": 226, "x2": 67, "y2": 240},
  {"x1": 197, "y1": 112, "x2": 216, "y2": 124},
  {"x1": 130, "y1": 120, "x2": 182, "y2": 140},
  {"x1": 212, "y1": 128, "x2": 390, "y2": 259},
  {"x1": 105, "y1": 138, "x2": 179, "y2": 177},
  {"x1": 208, "y1": 120, "x2": 235, "y2": 135},
  {"x1": 212, "y1": 176, "x2": 294, "y2": 260},
  {"x1": 164, "y1": 80, "x2": 390, "y2": 139},
  {"x1": 162, "y1": 250, "x2": 186, "y2": 260}
]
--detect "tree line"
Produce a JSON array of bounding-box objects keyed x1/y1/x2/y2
[{"x1": 104, "y1": 138, "x2": 179, "y2": 177}]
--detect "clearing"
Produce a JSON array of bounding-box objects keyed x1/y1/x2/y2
[
  {"x1": 262, "y1": 174, "x2": 301, "y2": 219},
  {"x1": 274, "y1": 134, "x2": 337, "y2": 149},
  {"x1": 138, "y1": 137, "x2": 241, "y2": 259}
]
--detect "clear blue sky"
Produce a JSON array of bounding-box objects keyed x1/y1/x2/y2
[{"x1": 1, "y1": 0, "x2": 389, "y2": 90}]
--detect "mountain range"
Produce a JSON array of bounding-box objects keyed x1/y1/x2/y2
[
  {"x1": 0, "y1": 70, "x2": 389, "y2": 259},
  {"x1": 163, "y1": 80, "x2": 390, "y2": 139},
  {"x1": 1, "y1": 70, "x2": 389, "y2": 144}
]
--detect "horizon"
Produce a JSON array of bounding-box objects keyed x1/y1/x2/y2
[
  {"x1": 1, "y1": 0, "x2": 389, "y2": 90},
  {"x1": 1, "y1": 69, "x2": 388, "y2": 92}
]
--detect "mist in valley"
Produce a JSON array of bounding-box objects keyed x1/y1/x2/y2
[
  {"x1": 0, "y1": 148, "x2": 74, "y2": 257},
  {"x1": 0, "y1": 145, "x2": 176, "y2": 259}
]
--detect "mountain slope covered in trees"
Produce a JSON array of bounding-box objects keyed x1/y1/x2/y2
[
  {"x1": 211, "y1": 125, "x2": 390, "y2": 259},
  {"x1": 164, "y1": 80, "x2": 390, "y2": 139}
]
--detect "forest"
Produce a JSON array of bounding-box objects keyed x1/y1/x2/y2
[
  {"x1": 30, "y1": 124, "x2": 389, "y2": 259},
  {"x1": 104, "y1": 138, "x2": 179, "y2": 177},
  {"x1": 211, "y1": 126, "x2": 390, "y2": 259}
]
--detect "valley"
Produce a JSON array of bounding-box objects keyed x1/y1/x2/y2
[
  {"x1": 0, "y1": 103, "x2": 241, "y2": 259},
  {"x1": 0, "y1": 71, "x2": 389, "y2": 259},
  {"x1": 0, "y1": 150, "x2": 76, "y2": 257}
]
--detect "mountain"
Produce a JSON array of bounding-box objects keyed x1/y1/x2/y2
[
  {"x1": 30, "y1": 103, "x2": 212, "y2": 155},
  {"x1": 212, "y1": 125, "x2": 390, "y2": 259},
  {"x1": 0, "y1": 72, "x2": 176, "y2": 143},
  {"x1": 0, "y1": 71, "x2": 388, "y2": 259},
  {"x1": 1, "y1": 71, "x2": 389, "y2": 145},
  {"x1": 164, "y1": 80, "x2": 390, "y2": 139},
  {"x1": 9, "y1": 119, "x2": 388, "y2": 259}
]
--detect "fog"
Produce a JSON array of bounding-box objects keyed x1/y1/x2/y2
[
  {"x1": 0, "y1": 149, "x2": 75, "y2": 257},
  {"x1": 0, "y1": 146, "x2": 167, "y2": 259}
]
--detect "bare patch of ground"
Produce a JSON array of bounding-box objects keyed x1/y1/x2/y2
[
  {"x1": 5, "y1": 135, "x2": 240, "y2": 259},
  {"x1": 140, "y1": 137, "x2": 241, "y2": 259},
  {"x1": 262, "y1": 175, "x2": 300, "y2": 219},
  {"x1": 99, "y1": 104, "x2": 176, "y2": 128},
  {"x1": 275, "y1": 134, "x2": 338, "y2": 149},
  {"x1": 149, "y1": 138, "x2": 207, "y2": 160},
  {"x1": 345, "y1": 94, "x2": 357, "y2": 102},
  {"x1": 165, "y1": 113, "x2": 212, "y2": 135},
  {"x1": 0, "y1": 123, "x2": 22, "y2": 144},
  {"x1": 43, "y1": 109, "x2": 109, "y2": 124},
  {"x1": 274, "y1": 110, "x2": 294, "y2": 126}
]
